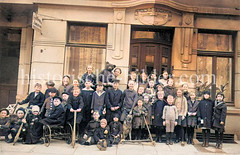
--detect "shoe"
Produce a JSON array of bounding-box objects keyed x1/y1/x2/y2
[
  {"x1": 67, "y1": 138, "x2": 72, "y2": 144},
  {"x1": 202, "y1": 140, "x2": 206, "y2": 147},
  {"x1": 181, "y1": 141, "x2": 185, "y2": 146},
  {"x1": 187, "y1": 139, "x2": 191, "y2": 144},
  {"x1": 84, "y1": 141, "x2": 90, "y2": 145},
  {"x1": 218, "y1": 143, "x2": 222, "y2": 149},
  {"x1": 215, "y1": 143, "x2": 219, "y2": 148},
  {"x1": 175, "y1": 139, "x2": 179, "y2": 143},
  {"x1": 166, "y1": 140, "x2": 169, "y2": 145},
  {"x1": 158, "y1": 137, "x2": 162, "y2": 143}
]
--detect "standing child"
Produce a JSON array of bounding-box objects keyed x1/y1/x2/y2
[
  {"x1": 198, "y1": 91, "x2": 213, "y2": 147},
  {"x1": 132, "y1": 98, "x2": 148, "y2": 140},
  {"x1": 187, "y1": 92, "x2": 199, "y2": 145},
  {"x1": 91, "y1": 83, "x2": 106, "y2": 119},
  {"x1": 80, "y1": 65, "x2": 97, "y2": 90},
  {"x1": 25, "y1": 105, "x2": 43, "y2": 144},
  {"x1": 163, "y1": 78, "x2": 176, "y2": 98},
  {"x1": 152, "y1": 91, "x2": 167, "y2": 143},
  {"x1": 129, "y1": 71, "x2": 138, "y2": 91},
  {"x1": 145, "y1": 79, "x2": 157, "y2": 102},
  {"x1": 174, "y1": 89, "x2": 188, "y2": 146},
  {"x1": 120, "y1": 80, "x2": 138, "y2": 122},
  {"x1": 58, "y1": 75, "x2": 73, "y2": 96},
  {"x1": 19, "y1": 83, "x2": 45, "y2": 109},
  {"x1": 138, "y1": 72, "x2": 148, "y2": 89},
  {"x1": 61, "y1": 92, "x2": 69, "y2": 112},
  {"x1": 142, "y1": 94, "x2": 153, "y2": 139},
  {"x1": 137, "y1": 85, "x2": 145, "y2": 98},
  {"x1": 213, "y1": 93, "x2": 227, "y2": 149},
  {"x1": 109, "y1": 113, "x2": 123, "y2": 145},
  {"x1": 162, "y1": 95, "x2": 178, "y2": 145},
  {"x1": 0, "y1": 109, "x2": 9, "y2": 138}
]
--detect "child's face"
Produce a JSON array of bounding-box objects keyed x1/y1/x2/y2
[
  {"x1": 163, "y1": 72, "x2": 168, "y2": 79},
  {"x1": 217, "y1": 95, "x2": 224, "y2": 102},
  {"x1": 182, "y1": 84, "x2": 188, "y2": 90},
  {"x1": 151, "y1": 74, "x2": 157, "y2": 80},
  {"x1": 49, "y1": 92, "x2": 56, "y2": 97},
  {"x1": 73, "y1": 89, "x2": 80, "y2": 97},
  {"x1": 141, "y1": 73, "x2": 147, "y2": 81},
  {"x1": 17, "y1": 110, "x2": 25, "y2": 119},
  {"x1": 62, "y1": 94, "x2": 69, "y2": 101},
  {"x1": 204, "y1": 94, "x2": 210, "y2": 99},
  {"x1": 131, "y1": 73, "x2": 137, "y2": 80},
  {"x1": 32, "y1": 111, "x2": 39, "y2": 116},
  {"x1": 190, "y1": 93, "x2": 196, "y2": 100},
  {"x1": 85, "y1": 81, "x2": 92, "y2": 88},
  {"x1": 177, "y1": 90, "x2": 183, "y2": 97},
  {"x1": 113, "y1": 82, "x2": 119, "y2": 89},
  {"x1": 138, "y1": 87, "x2": 144, "y2": 94},
  {"x1": 113, "y1": 117, "x2": 119, "y2": 122},
  {"x1": 87, "y1": 66, "x2": 93, "y2": 72},
  {"x1": 144, "y1": 96, "x2": 149, "y2": 102},
  {"x1": 63, "y1": 77, "x2": 70, "y2": 86},
  {"x1": 73, "y1": 80, "x2": 79, "y2": 87},
  {"x1": 128, "y1": 81, "x2": 135, "y2": 89},
  {"x1": 157, "y1": 86, "x2": 163, "y2": 91},
  {"x1": 137, "y1": 100, "x2": 143, "y2": 106},
  {"x1": 168, "y1": 79, "x2": 174, "y2": 86},
  {"x1": 157, "y1": 91, "x2": 164, "y2": 100},
  {"x1": 97, "y1": 85, "x2": 103, "y2": 91},
  {"x1": 35, "y1": 86, "x2": 41, "y2": 93},
  {"x1": 149, "y1": 81, "x2": 155, "y2": 88},
  {"x1": 0, "y1": 111, "x2": 8, "y2": 118},
  {"x1": 47, "y1": 85, "x2": 53, "y2": 89},
  {"x1": 53, "y1": 99, "x2": 61, "y2": 106},
  {"x1": 100, "y1": 122, "x2": 107, "y2": 128},
  {"x1": 93, "y1": 112, "x2": 100, "y2": 120},
  {"x1": 114, "y1": 69, "x2": 121, "y2": 77},
  {"x1": 167, "y1": 96, "x2": 174, "y2": 105}
]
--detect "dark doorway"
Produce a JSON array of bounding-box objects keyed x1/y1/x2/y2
[
  {"x1": 129, "y1": 26, "x2": 174, "y2": 75},
  {"x1": 0, "y1": 27, "x2": 21, "y2": 108}
]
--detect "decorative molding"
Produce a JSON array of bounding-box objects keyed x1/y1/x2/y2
[
  {"x1": 180, "y1": 28, "x2": 193, "y2": 65},
  {"x1": 134, "y1": 7, "x2": 172, "y2": 25},
  {"x1": 114, "y1": 8, "x2": 126, "y2": 24},
  {"x1": 182, "y1": 13, "x2": 194, "y2": 27}
]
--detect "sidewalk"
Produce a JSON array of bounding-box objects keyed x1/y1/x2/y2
[{"x1": 0, "y1": 139, "x2": 240, "y2": 155}]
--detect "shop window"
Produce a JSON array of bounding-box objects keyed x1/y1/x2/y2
[{"x1": 65, "y1": 23, "x2": 107, "y2": 78}]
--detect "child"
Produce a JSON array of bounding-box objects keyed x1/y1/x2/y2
[
  {"x1": 91, "y1": 83, "x2": 106, "y2": 119},
  {"x1": 40, "y1": 88, "x2": 58, "y2": 118},
  {"x1": 0, "y1": 109, "x2": 10, "y2": 138},
  {"x1": 129, "y1": 71, "x2": 138, "y2": 91},
  {"x1": 142, "y1": 94, "x2": 153, "y2": 139},
  {"x1": 109, "y1": 113, "x2": 122, "y2": 145},
  {"x1": 61, "y1": 92, "x2": 69, "y2": 112},
  {"x1": 70, "y1": 79, "x2": 80, "y2": 92},
  {"x1": 44, "y1": 80, "x2": 58, "y2": 99},
  {"x1": 182, "y1": 83, "x2": 190, "y2": 101},
  {"x1": 162, "y1": 95, "x2": 178, "y2": 145},
  {"x1": 198, "y1": 91, "x2": 213, "y2": 147},
  {"x1": 105, "y1": 79, "x2": 122, "y2": 123},
  {"x1": 94, "y1": 119, "x2": 111, "y2": 151},
  {"x1": 138, "y1": 72, "x2": 148, "y2": 89},
  {"x1": 132, "y1": 98, "x2": 148, "y2": 140},
  {"x1": 145, "y1": 79, "x2": 157, "y2": 102},
  {"x1": 163, "y1": 78, "x2": 176, "y2": 98},
  {"x1": 120, "y1": 80, "x2": 138, "y2": 122},
  {"x1": 25, "y1": 105, "x2": 43, "y2": 144},
  {"x1": 187, "y1": 92, "x2": 199, "y2": 145},
  {"x1": 213, "y1": 93, "x2": 227, "y2": 149},
  {"x1": 113, "y1": 67, "x2": 122, "y2": 80},
  {"x1": 19, "y1": 83, "x2": 45, "y2": 109},
  {"x1": 158, "y1": 70, "x2": 169, "y2": 87},
  {"x1": 66, "y1": 88, "x2": 84, "y2": 137},
  {"x1": 152, "y1": 91, "x2": 167, "y2": 143},
  {"x1": 5, "y1": 107, "x2": 27, "y2": 143},
  {"x1": 80, "y1": 65, "x2": 97, "y2": 90},
  {"x1": 174, "y1": 89, "x2": 188, "y2": 146},
  {"x1": 81, "y1": 111, "x2": 100, "y2": 145},
  {"x1": 137, "y1": 85, "x2": 145, "y2": 97},
  {"x1": 58, "y1": 75, "x2": 73, "y2": 96},
  {"x1": 40, "y1": 97, "x2": 65, "y2": 125}
]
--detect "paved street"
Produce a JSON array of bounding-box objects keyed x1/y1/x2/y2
[{"x1": 0, "y1": 139, "x2": 240, "y2": 155}]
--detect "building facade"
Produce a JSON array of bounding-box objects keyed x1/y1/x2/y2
[{"x1": 0, "y1": 0, "x2": 240, "y2": 139}]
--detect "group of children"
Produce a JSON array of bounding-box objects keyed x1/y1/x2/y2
[{"x1": 0, "y1": 69, "x2": 227, "y2": 150}]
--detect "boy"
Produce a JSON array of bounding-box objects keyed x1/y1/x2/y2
[
  {"x1": 120, "y1": 80, "x2": 138, "y2": 122},
  {"x1": 40, "y1": 97, "x2": 65, "y2": 125},
  {"x1": 19, "y1": 83, "x2": 45, "y2": 109},
  {"x1": 163, "y1": 78, "x2": 176, "y2": 98},
  {"x1": 152, "y1": 91, "x2": 167, "y2": 143},
  {"x1": 105, "y1": 79, "x2": 122, "y2": 123},
  {"x1": 25, "y1": 105, "x2": 43, "y2": 144},
  {"x1": 132, "y1": 98, "x2": 148, "y2": 140},
  {"x1": 213, "y1": 93, "x2": 227, "y2": 149},
  {"x1": 129, "y1": 71, "x2": 138, "y2": 91},
  {"x1": 174, "y1": 89, "x2": 188, "y2": 146},
  {"x1": 145, "y1": 79, "x2": 157, "y2": 101},
  {"x1": 44, "y1": 80, "x2": 58, "y2": 99},
  {"x1": 61, "y1": 92, "x2": 69, "y2": 112},
  {"x1": 58, "y1": 75, "x2": 73, "y2": 96},
  {"x1": 158, "y1": 70, "x2": 169, "y2": 87},
  {"x1": 137, "y1": 85, "x2": 145, "y2": 97},
  {"x1": 94, "y1": 119, "x2": 111, "y2": 151},
  {"x1": 198, "y1": 91, "x2": 213, "y2": 147},
  {"x1": 109, "y1": 113, "x2": 122, "y2": 145},
  {"x1": 162, "y1": 95, "x2": 178, "y2": 145},
  {"x1": 0, "y1": 109, "x2": 9, "y2": 138},
  {"x1": 40, "y1": 88, "x2": 58, "y2": 118},
  {"x1": 187, "y1": 92, "x2": 199, "y2": 145},
  {"x1": 91, "y1": 83, "x2": 106, "y2": 119},
  {"x1": 81, "y1": 111, "x2": 100, "y2": 145},
  {"x1": 138, "y1": 72, "x2": 148, "y2": 89},
  {"x1": 80, "y1": 65, "x2": 97, "y2": 90}
]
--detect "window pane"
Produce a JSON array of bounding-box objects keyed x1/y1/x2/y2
[
  {"x1": 216, "y1": 58, "x2": 232, "y2": 102},
  {"x1": 65, "y1": 47, "x2": 106, "y2": 79},
  {"x1": 132, "y1": 31, "x2": 155, "y2": 39},
  {"x1": 68, "y1": 25, "x2": 106, "y2": 45}
]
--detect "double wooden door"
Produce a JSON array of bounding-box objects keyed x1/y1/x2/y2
[{"x1": 130, "y1": 43, "x2": 171, "y2": 75}]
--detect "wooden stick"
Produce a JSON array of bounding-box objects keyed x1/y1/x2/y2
[{"x1": 71, "y1": 111, "x2": 77, "y2": 148}]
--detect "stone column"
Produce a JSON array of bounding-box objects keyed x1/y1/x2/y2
[
  {"x1": 106, "y1": 8, "x2": 131, "y2": 90},
  {"x1": 235, "y1": 31, "x2": 240, "y2": 108},
  {"x1": 16, "y1": 27, "x2": 33, "y2": 102}
]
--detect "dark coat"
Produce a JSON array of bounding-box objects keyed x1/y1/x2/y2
[
  {"x1": 152, "y1": 99, "x2": 167, "y2": 127},
  {"x1": 91, "y1": 91, "x2": 106, "y2": 115},
  {"x1": 105, "y1": 88, "x2": 122, "y2": 122},
  {"x1": 44, "y1": 88, "x2": 59, "y2": 99},
  {"x1": 121, "y1": 89, "x2": 138, "y2": 110},
  {"x1": 198, "y1": 99, "x2": 213, "y2": 129},
  {"x1": 40, "y1": 104, "x2": 65, "y2": 125},
  {"x1": 109, "y1": 121, "x2": 123, "y2": 136},
  {"x1": 80, "y1": 72, "x2": 97, "y2": 89},
  {"x1": 143, "y1": 102, "x2": 153, "y2": 125},
  {"x1": 58, "y1": 84, "x2": 73, "y2": 97},
  {"x1": 25, "y1": 113, "x2": 43, "y2": 144},
  {"x1": 84, "y1": 120, "x2": 100, "y2": 136},
  {"x1": 94, "y1": 126, "x2": 110, "y2": 142},
  {"x1": 187, "y1": 100, "x2": 199, "y2": 127},
  {"x1": 0, "y1": 117, "x2": 9, "y2": 136},
  {"x1": 213, "y1": 100, "x2": 227, "y2": 130},
  {"x1": 132, "y1": 106, "x2": 148, "y2": 129},
  {"x1": 67, "y1": 95, "x2": 84, "y2": 124},
  {"x1": 81, "y1": 89, "x2": 94, "y2": 123},
  {"x1": 20, "y1": 92, "x2": 45, "y2": 108},
  {"x1": 163, "y1": 86, "x2": 176, "y2": 98}
]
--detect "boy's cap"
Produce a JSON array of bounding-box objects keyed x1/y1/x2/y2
[
  {"x1": 203, "y1": 90, "x2": 210, "y2": 95},
  {"x1": 53, "y1": 96, "x2": 62, "y2": 102},
  {"x1": 62, "y1": 92, "x2": 69, "y2": 95},
  {"x1": 112, "y1": 113, "x2": 120, "y2": 119},
  {"x1": 46, "y1": 80, "x2": 55, "y2": 86},
  {"x1": 16, "y1": 107, "x2": 26, "y2": 114},
  {"x1": 49, "y1": 88, "x2": 58, "y2": 93},
  {"x1": 0, "y1": 108, "x2": 9, "y2": 115}
]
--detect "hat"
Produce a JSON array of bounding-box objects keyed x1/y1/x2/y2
[
  {"x1": 113, "y1": 79, "x2": 120, "y2": 83},
  {"x1": 16, "y1": 107, "x2": 26, "y2": 114},
  {"x1": 62, "y1": 92, "x2": 69, "y2": 95},
  {"x1": 53, "y1": 96, "x2": 62, "y2": 102},
  {"x1": 46, "y1": 80, "x2": 55, "y2": 87},
  {"x1": 112, "y1": 113, "x2": 120, "y2": 119},
  {"x1": 0, "y1": 108, "x2": 9, "y2": 115},
  {"x1": 49, "y1": 88, "x2": 58, "y2": 93},
  {"x1": 31, "y1": 105, "x2": 40, "y2": 113},
  {"x1": 203, "y1": 90, "x2": 210, "y2": 95}
]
